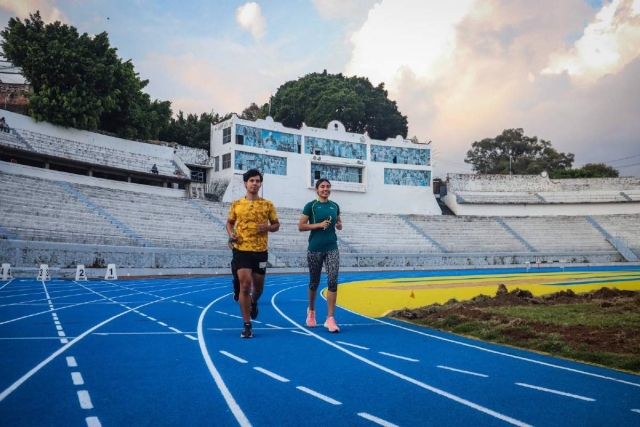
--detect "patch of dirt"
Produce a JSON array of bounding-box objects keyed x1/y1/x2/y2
[{"x1": 389, "y1": 285, "x2": 640, "y2": 356}]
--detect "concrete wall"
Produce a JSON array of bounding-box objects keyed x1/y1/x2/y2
[
  {"x1": 0, "y1": 161, "x2": 187, "y2": 198},
  {"x1": 0, "y1": 240, "x2": 622, "y2": 278},
  {"x1": 210, "y1": 115, "x2": 440, "y2": 215},
  {"x1": 443, "y1": 195, "x2": 640, "y2": 216},
  {"x1": 448, "y1": 173, "x2": 640, "y2": 192}
]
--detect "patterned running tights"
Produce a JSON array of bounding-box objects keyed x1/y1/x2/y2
[{"x1": 307, "y1": 249, "x2": 340, "y2": 292}]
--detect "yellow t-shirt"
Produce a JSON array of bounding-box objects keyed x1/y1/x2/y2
[{"x1": 228, "y1": 197, "x2": 279, "y2": 252}]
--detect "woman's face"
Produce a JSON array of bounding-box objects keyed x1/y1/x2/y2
[{"x1": 316, "y1": 181, "x2": 331, "y2": 198}]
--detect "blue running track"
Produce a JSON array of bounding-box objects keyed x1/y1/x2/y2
[{"x1": 0, "y1": 270, "x2": 639, "y2": 426}]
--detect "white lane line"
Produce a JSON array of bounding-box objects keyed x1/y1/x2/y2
[
  {"x1": 358, "y1": 412, "x2": 399, "y2": 427},
  {"x1": 265, "y1": 324, "x2": 283, "y2": 329},
  {"x1": 0, "y1": 286, "x2": 214, "y2": 403},
  {"x1": 56, "y1": 325, "x2": 63, "y2": 331},
  {"x1": 168, "y1": 327, "x2": 183, "y2": 333},
  {"x1": 71, "y1": 372, "x2": 84, "y2": 385},
  {"x1": 60, "y1": 338, "x2": 69, "y2": 344},
  {"x1": 437, "y1": 366, "x2": 488, "y2": 378},
  {"x1": 147, "y1": 317, "x2": 157, "y2": 321},
  {"x1": 254, "y1": 367, "x2": 290, "y2": 383},
  {"x1": 57, "y1": 331, "x2": 66, "y2": 337},
  {"x1": 379, "y1": 351, "x2": 419, "y2": 362},
  {"x1": 296, "y1": 386, "x2": 342, "y2": 405},
  {"x1": 157, "y1": 322, "x2": 168, "y2": 327},
  {"x1": 66, "y1": 356, "x2": 77, "y2": 367},
  {"x1": 94, "y1": 332, "x2": 196, "y2": 335},
  {"x1": 337, "y1": 341, "x2": 369, "y2": 350},
  {"x1": 77, "y1": 390, "x2": 94, "y2": 409},
  {"x1": 185, "y1": 334, "x2": 198, "y2": 341},
  {"x1": 220, "y1": 351, "x2": 248, "y2": 364},
  {"x1": 215, "y1": 311, "x2": 229, "y2": 315},
  {"x1": 515, "y1": 383, "x2": 595, "y2": 401},
  {"x1": 291, "y1": 330, "x2": 311, "y2": 336},
  {"x1": 351, "y1": 310, "x2": 640, "y2": 388},
  {"x1": 86, "y1": 416, "x2": 102, "y2": 427},
  {"x1": 198, "y1": 296, "x2": 251, "y2": 427},
  {"x1": 631, "y1": 409, "x2": 640, "y2": 414},
  {"x1": 273, "y1": 287, "x2": 532, "y2": 427}
]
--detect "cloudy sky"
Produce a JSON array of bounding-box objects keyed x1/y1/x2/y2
[{"x1": 1, "y1": 0, "x2": 639, "y2": 178}]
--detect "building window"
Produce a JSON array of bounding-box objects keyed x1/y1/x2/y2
[
  {"x1": 223, "y1": 127, "x2": 231, "y2": 144},
  {"x1": 236, "y1": 134, "x2": 244, "y2": 145},
  {"x1": 214, "y1": 156, "x2": 219, "y2": 172},
  {"x1": 222, "y1": 153, "x2": 231, "y2": 169}
]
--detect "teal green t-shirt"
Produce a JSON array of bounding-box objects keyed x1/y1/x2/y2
[{"x1": 302, "y1": 199, "x2": 340, "y2": 252}]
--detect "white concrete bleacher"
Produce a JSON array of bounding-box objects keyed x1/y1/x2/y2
[
  {"x1": 14, "y1": 128, "x2": 188, "y2": 177},
  {"x1": 406, "y1": 215, "x2": 528, "y2": 253},
  {"x1": 0, "y1": 172, "x2": 140, "y2": 246},
  {"x1": 70, "y1": 184, "x2": 230, "y2": 250},
  {"x1": 455, "y1": 192, "x2": 542, "y2": 204},
  {"x1": 0, "y1": 129, "x2": 32, "y2": 151},
  {"x1": 501, "y1": 216, "x2": 614, "y2": 253},
  {"x1": 339, "y1": 212, "x2": 441, "y2": 253},
  {"x1": 592, "y1": 214, "x2": 640, "y2": 255}
]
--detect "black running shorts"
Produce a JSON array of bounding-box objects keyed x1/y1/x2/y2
[{"x1": 232, "y1": 249, "x2": 268, "y2": 275}]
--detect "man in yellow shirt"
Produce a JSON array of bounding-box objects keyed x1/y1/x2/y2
[{"x1": 226, "y1": 169, "x2": 280, "y2": 338}]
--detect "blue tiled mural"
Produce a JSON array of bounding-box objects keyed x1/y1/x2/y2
[
  {"x1": 235, "y1": 151, "x2": 287, "y2": 176},
  {"x1": 371, "y1": 145, "x2": 430, "y2": 166},
  {"x1": 310, "y1": 164, "x2": 362, "y2": 185},
  {"x1": 384, "y1": 168, "x2": 431, "y2": 186},
  {"x1": 236, "y1": 124, "x2": 301, "y2": 153},
  {"x1": 305, "y1": 137, "x2": 367, "y2": 160}
]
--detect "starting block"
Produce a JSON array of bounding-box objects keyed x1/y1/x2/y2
[
  {"x1": 75, "y1": 264, "x2": 88, "y2": 281},
  {"x1": 37, "y1": 264, "x2": 51, "y2": 281},
  {"x1": 105, "y1": 264, "x2": 118, "y2": 280},
  {"x1": 1, "y1": 263, "x2": 12, "y2": 280}
]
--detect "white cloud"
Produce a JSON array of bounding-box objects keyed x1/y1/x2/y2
[
  {"x1": 0, "y1": 0, "x2": 66, "y2": 23},
  {"x1": 342, "y1": 0, "x2": 640, "y2": 177},
  {"x1": 345, "y1": 0, "x2": 475, "y2": 90},
  {"x1": 542, "y1": 0, "x2": 640, "y2": 83},
  {"x1": 236, "y1": 2, "x2": 266, "y2": 41},
  {"x1": 311, "y1": 0, "x2": 379, "y2": 22}
]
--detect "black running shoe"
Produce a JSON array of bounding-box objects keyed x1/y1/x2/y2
[
  {"x1": 240, "y1": 323, "x2": 253, "y2": 338},
  {"x1": 250, "y1": 302, "x2": 258, "y2": 320}
]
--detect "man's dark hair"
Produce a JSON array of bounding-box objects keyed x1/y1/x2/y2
[
  {"x1": 243, "y1": 168, "x2": 263, "y2": 182},
  {"x1": 315, "y1": 178, "x2": 330, "y2": 189}
]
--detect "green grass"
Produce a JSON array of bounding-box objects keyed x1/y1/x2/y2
[
  {"x1": 482, "y1": 303, "x2": 640, "y2": 328},
  {"x1": 407, "y1": 301, "x2": 640, "y2": 373}
]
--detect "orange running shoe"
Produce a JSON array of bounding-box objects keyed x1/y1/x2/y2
[
  {"x1": 306, "y1": 308, "x2": 317, "y2": 327},
  {"x1": 324, "y1": 316, "x2": 340, "y2": 333}
]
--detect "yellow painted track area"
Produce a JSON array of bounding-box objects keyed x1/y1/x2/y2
[{"x1": 338, "y1": 269, "x2": 640, "y2": 318}]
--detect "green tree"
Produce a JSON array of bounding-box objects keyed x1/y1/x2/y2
[
  {"x1": 464, "y1": 128, "x2": 574, "y2": 175},
  {"x1": 549, "y1": 163, "x2": 619, "y2": 179},
  {"x1": 240, "y1": 102, "x2": 268, "y2": 121},
  {"x1": 1, "y1": 11, "x2": 171, "y2": 139},
  {"x1": 268, "y1": 71, "x2": 408, "y2": 140},
  {"x1": 159, "y1": 111, "x2": 231, "y2": 151}
]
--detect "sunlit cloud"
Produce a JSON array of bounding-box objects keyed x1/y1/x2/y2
[
  {"x1": 0, "y1": 0, "x2": 66, "y2": 23},
  {"x1": 542, "y1": 0, "x2": 640, "y2": 83},
  {"x1": 236, "y1": 2, "x2": 266, "y2": 41}
]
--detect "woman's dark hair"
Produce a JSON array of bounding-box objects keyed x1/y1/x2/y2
[
  {"x1": 315, "y1": 178, "x2": 331, "y2": 189},
  {"x1": 243, "y1": 169, "x2": 263, "y2": 182}
]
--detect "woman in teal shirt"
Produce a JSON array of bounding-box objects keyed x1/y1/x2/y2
[{"x1": 298, "y1": 178, "x2": 343, "y2": 332}]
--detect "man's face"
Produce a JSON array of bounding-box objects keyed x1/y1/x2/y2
[{"x1": 245, "y1": 176, "x2": 262, "y2": 194}]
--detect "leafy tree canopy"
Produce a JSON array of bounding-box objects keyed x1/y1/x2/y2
[
  {"x1": 1, "y1": 11, "x2": 171, "y2": 139},
  {"x1": 159, "y1": 111, "x2": 231, "y2": 151},
  {"x1": 268, "y1": 70, "x2": 408, "y2": 140},
  {"x1": 464, "y1": 128, "x2": 574, "y2": 175},
  {"x1": 549, "y1": 163, "x2": 619, "y2": 179},
  {"x1": 240, "y1": 102, "x2": 268, "y2": 121}
]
